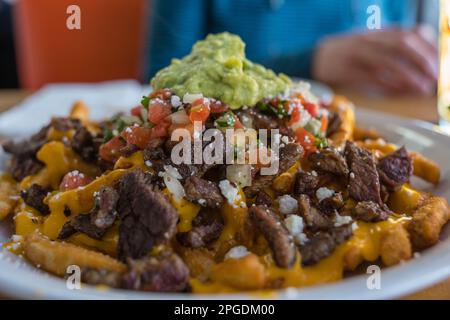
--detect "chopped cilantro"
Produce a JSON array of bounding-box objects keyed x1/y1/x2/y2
[
  {"x1": 141, "y1": 96, "x2": 150, "y2": 108},
  {"x1": 215, "y1": 111, "x2": 236, "y2": 128}
]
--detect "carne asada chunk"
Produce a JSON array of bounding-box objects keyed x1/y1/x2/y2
[
  {"x1": 308, "y1": 147, "x2": 349, "y2": 176},
  {"x1": 352, "y1": 201, "x2": 391, "y2": 222},
  {"x1": 90, "y1": 186, "x2": 119, "y2": 229},
  {"x1": 50, "y1": 117, "x2": 80, "y2": 131},
  {"x1": 255, "y1": 190, "x2": 273, "y2": 207},
  {"x1": 122, "y1": 252, "x2": 189, "y2": 292},
  {"x1": 117, "y1": 170, "x2": 178, "y2": 261},
  {"x1": 3, "y1": 125, "x2": 49, "y2": 180},
  {"x1": 377, "y1": 146, "x2": 413, "y2": 191},
  {"x1": 297, "y1": 194, "x2": 333, "y2": 230},
  {"x1": 58, "y1": 213, "x2": 106, "y2": 240},
  {"x1": 326, "y1": 111, "x2": 342, "y2": 137},
  {"x1": 245, "y1": 143, "x2": 303, "y2": 197},
  {"x1": 345, "y1": 141, "x2": 382, "y2": 205},
  {"x1": 184, "y1": 176, "x2": 224, "y2": 208},
  {"x1": 293, "y1": 170, "x2": 319, "y2": 197},
  {"x1": 177, "y1": 221, "x2": 223, "y2": 248},
  {"x1": 249, "y1": 205, "x2": 296, "y2": 268},
  {"x1": 71, "y1": 126, "x2": 99, "y2": 162},
  {"x1": 20, "y1": 184, "x2": 50, "y2": 215},
  {"x1": 300, "y1": 223, "x2": 353, "y2": 266},
  {"x1": 318, "y1": 192, "x2": 345, "y2": 215}
]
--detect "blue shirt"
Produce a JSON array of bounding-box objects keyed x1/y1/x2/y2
[{"x1": 147, "y1": 0, "x2": 418, "y2": 79}]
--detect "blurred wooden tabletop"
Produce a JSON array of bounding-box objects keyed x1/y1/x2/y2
[{"x1": 0, "y1": 88, "x2": 448, "y2": 300}]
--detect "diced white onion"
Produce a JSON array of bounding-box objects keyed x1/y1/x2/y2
[
  {"x1": 170, "y1": 109, "x2": 190, "y2": 124},
  {"x1": 183, "y1": 93, "x2": 203, "y2": 104},
  {"x1": 163, "y1": 174, "x2": 185, "y2": 202}
]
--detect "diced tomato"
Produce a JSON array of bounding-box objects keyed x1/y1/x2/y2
[
  {"x1": 233, "y1": 116, "x2": 244, "y2": 129},
  {"x1": 189, "y1": 98, "x2": 210, "y2": 123},
  {"x1": 60, "y1": 171, "x2": 93, "y2": 191},
  {"x1": 99, "y1": 136, "x2": 125, "y2": 163},
  {"x1": 320, "y1": 115, "x2": 328, "y2": 133},
  {"x1": 148, "y1": 99, "x2": 172, "y2": 124},
  {"x1": 209, "y1": 100, "x2": 228, "y2": 113},
  {"x1": 289, "y1": 106, "x2": 301, "y2": 125},
  {"x1": 295, "y1": 127, "x2": 316, "y2": 155},
  {"x1": 151, "y1": 119, "x2": 172, "y2": 139},
  {"x1": 121, "y1": 126, "x2": 153, "y2": 149},
  {"x1": 149, "y1": 88, "x2": 172, "y2": 100},
  {"x1": 303, "y1": 102, "x2": 319, "y2": 118},
  {"x1": 130, "y1": 105, "x2": 143, "y2": 117}
]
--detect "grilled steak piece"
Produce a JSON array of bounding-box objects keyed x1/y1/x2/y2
[
  {"x1": 177, "y1": 221, "x2": 223, "y2": 248},
  {"x1": 297, "y1": 194, "x2": 333, "y2": 230},
  {"x1": 184, "y1": 176, "x2": 224, "y2": 208},
  {"x1": 117, "y1": 170, "x2": 178, "y2": 261},
  {"x1": 308, "y1": 147, "x2": 349, "y2": 176},
  {"x1": 255, "y1": 190, "x2": 273, "y2": 207},
  {"x1": 300, "y1": 224, "x2": 353, "y2": 266},
  {"x1": 90, "y1": 186, "x2": 119, "y2": 229},
  {"x1": 20, "y1": 184, "x2": 50, "y2": 215},
  {"x1": 345, "y1": 141, "x2": 382, "y2": 205},
  {"x1": 318, "y1": 192, "x2": 344, "y2": 215},
  {"x1": 122, "y1": 252, "x2": 189, "y2": 292},
  {"x1": 352, "y1": 201, "x2": 391, "y2": 222},
  {"x1": 70, "y1": 126, "x2": 98, "y2": 162},
  {"x1": 245, "y1": 143, "x2": 303, "y2": 197},
  {"x1": 249, "y1": 205, "x2": 296, "y2": 268},
  {"x1": 377, "y1": 146, "x2": 413, "y2": 191},
  {"x1": 293, "y1": 171, "x2": 319, "y2": 197},
  {"x1": 50, "y1": 117, "x2": 80, "y2": 131},
  {"x1": 326, "y1": 111, "x2": 342, "y2": 137},
  {"x1": 3, "y1": 125, "x2": 49, "y2": 180},
  {"x1": 58, "y1": 213, "x2": 106, "y2": 240}
]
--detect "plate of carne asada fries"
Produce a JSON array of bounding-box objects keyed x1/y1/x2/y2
[{"x1": 0, "y1": 33, "x2": 449, "y2": 299}]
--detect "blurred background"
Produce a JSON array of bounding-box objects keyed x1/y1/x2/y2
[{"x1": 0, "y1": 0, "x2": 439, "y2": 93}]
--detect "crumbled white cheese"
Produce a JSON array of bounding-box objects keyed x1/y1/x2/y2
[
  {"x1": 281, "y1": 135, "x2": 290, "y2": 144},
  {"x1": 334, "y1": 212, "x2": 353, "y2": 227},
  {"x1": 283, "y1": 215, "x2": 309, "y2": 245},
  {"x1": 219, "y1": 180, "x2": 240, "y2": 207},
  {"x1": 197, "y1": 199, "x2": 207, "y2": 206},
  {"x1": 161, "y1": 165, "x2": 184, "y2": 201},
  {"x1": 183, "y1": 93, "x2": 203, "y2": 104},
  {"x1": 278, "y1": 195, "x2": 298, "y2": 215},
  {"x1": 349, "y1": 172, "x2": 355, "y2": 179},
  {"x1": 170, "y1": 95, "x2": 181, "y2": 108},
  {"x1": 144, "y1": 160, "x2": 153, "y2": 167},
  {"x1": 352, "y1": 221, "x2": 358, "y2": 231},
  {"x1": 224, "y1": 246, "x2": 250, "y2": 260},
  {"x1": 316, "y1": 187, "x2": 335, "y2": 202}
]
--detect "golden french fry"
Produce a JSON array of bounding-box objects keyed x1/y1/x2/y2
[
  {"x1": 69, "y1": 100, "x2": 90, "y2": 122},
  {"x1": 327, "y1": 96, "x2": 355, "y2": 148},
  {"x1": 410, "y1": 152, "x2": 441, "y2": 185},
  {"x1": 380, "y1": 223, "x2": 412, "y2": 266},
  {"x1": 353, "y1": 127, "x2": 383, "y2": 141},
  {"x1": 24, "y1": 232, "x2": 126, "y2": 277},
  {"x1": 408, "y1": 196, "x2": 450, "y2": 249},
  {"x1": 0, "y1": 173, "x2": 18, "y2": 221},
  {"x1": 272, "y1": 172, "x2": 294, "y2": 194}
]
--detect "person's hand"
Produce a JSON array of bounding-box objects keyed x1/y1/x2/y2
[{"x1": 312, "y1": 25, "x2": 438, "y2": 96}]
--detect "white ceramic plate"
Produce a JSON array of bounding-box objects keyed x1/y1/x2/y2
[{"x1": 0, "y1": 107, "x2": 449, "y2": 300}]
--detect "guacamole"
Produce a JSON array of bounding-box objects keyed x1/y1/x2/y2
[{"x1": 150, "y1": 33, "x2": 291, "y2": 109}]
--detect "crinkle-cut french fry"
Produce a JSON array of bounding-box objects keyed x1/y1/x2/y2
[
  {"x1": 353, "y1": 126, "x2": 384, "y2": 141},
  {"x1": 357, "y1": 139, "x2": 441, "y2": 184},
  {"x1": 0, "y1": 174, "x2": 18, "y2": 221},
  {"x1": 408, "y1": 196, "x2": 450, "y2": 249},
  {"x1": 24, "y1": 232, "x2": 126, "y2": 277},
  {"x1": 410, "y1": 152, "x2": 441, "y2": 185},
  {"x1": 380, "y1": 223, "x2": 412, "y2": 266},
  {"x1": 69, "y1": 100, "x2": 90, "y2": 122},
  {"x1": 327, "y1": 96, "x2": 355, "y2": 149}
]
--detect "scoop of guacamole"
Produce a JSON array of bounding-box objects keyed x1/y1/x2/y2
[{"x1": 150, "y1": 33, "x2": 291, "y2": 109}]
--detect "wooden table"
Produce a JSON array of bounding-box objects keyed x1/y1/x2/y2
[{"x1": 0, "y1": 88, "x2": 448, "y2": 300}]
